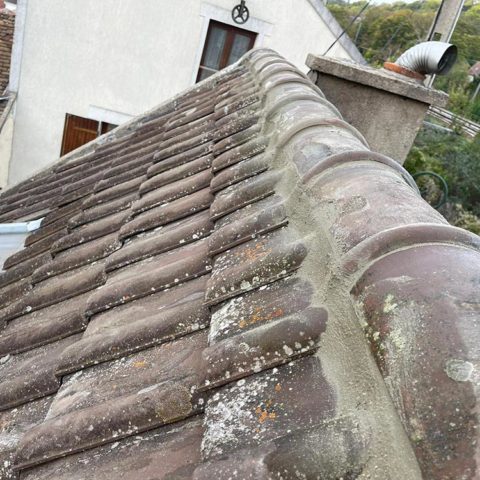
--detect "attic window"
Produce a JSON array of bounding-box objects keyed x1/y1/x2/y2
[
  {"x1": 60, "y1": 114, "x2": 117, "y2": 156},
  {"x1": 196, "y1": 20, "x2": 256, "y2": 82},
  {"x1": 0, "y1": 219, "x2": 42, "y2": 269}
]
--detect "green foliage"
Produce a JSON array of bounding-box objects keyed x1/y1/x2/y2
[
  {"x1": 405, "y1": 127, "x2": 480, "y2": 219},
  {"x1": 327, "y1": 0, "x2": 480, "y2": 121},
  {"x1": 328, "y1": 0, "x2": 480, "y2": 231}
]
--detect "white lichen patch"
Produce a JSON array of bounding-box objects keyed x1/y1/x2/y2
[
  {"x1": 445, "y1": 359, "x2": 474, "y2": 382},
  {"x1": 202, "y1": 371, "x2": 279, "y2": 457},
  {"x1": 388, "y1": 327, "x2": 407, "y2": 352},
  {"x1": 383, "y1": 294, "x2": 398, "y2": 314},
  {"x1": 209, "y1": 296, "x2": 244, "y2": 343}
]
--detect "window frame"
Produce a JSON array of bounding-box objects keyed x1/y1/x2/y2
[
  {"x1": 196, "y1": 20, "x2": 256, "y2": 83},
  {"x1": 191, "y1": 3, "x2": 273, "y2": 85}
]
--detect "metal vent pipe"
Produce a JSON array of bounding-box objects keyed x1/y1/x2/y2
[{"x1": 395, "y1": 41, "x2": 457, "y2": 75}]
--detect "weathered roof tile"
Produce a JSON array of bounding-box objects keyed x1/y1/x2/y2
[
  {"x1": 106, "y1": 210, "x2": 213, "y2": 271},
  {"x1": 50, "y1": 211, "x2": 129, "y2": 254},
  {"x1": 20, "y1": 418, "x2": 203, "y2": 480},
  {"x1": 15, "y1": 333, "x2": 207, "y2": 470},
  {"x1": 205, "y1": 228, "x2": 308, "y2": 305},
  {"x1": 0, "y1": 49, "x2": 476, "y2": 480},
  {"x1": 0, "y1": 335, "x2": 80, "y2": 411},
  {"x1": 140, "y1": 154, "x2": 213, "y2": 194},
  {"x1": 0, "y1": 293, "x2": 90, "y2": 357},
  {"x1": 119, "y1": 187, "x2": 213, "y2": 239},
  {"x1": 57, "y1": 275, "x2": 210, "y2": 374},
  {"x1": 86, "y1": 239, "x2": 211, "y2": 316}
]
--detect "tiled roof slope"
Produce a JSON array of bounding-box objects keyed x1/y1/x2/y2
[
  {"x1": 0, "y1": 49, "x2": 479, "y2": 479},
  {"x1": 0, "y1": 7, "x2": 14, "y2": 93}
]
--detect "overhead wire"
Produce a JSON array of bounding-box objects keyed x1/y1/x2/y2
[{"x1": 323, "y1": 0, "x2": 372, "y2": 56}]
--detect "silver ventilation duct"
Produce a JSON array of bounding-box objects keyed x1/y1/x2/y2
[{"x1": 394, "y1": 41, "x2": 457, "y2": 76}]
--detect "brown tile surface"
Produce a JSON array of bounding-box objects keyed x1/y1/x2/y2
[
  {"x1": 0, "y1": 51, "x2": 336, "y2": 478},
  {"x1": 0, "y1": 48, "x2": 471, "y2": 479}
]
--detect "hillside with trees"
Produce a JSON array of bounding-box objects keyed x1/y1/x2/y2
[{"x1": 328, "y1": 0, "x2": 480, "y2": 233}]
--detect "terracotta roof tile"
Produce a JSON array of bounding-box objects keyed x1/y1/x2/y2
[
  {"x1": 118, "y1": 187, "x2": 213, "y2": 240},
  {"x1": 0, "y1": 49, "x2": 478, "y2": 479},
  {"x1": 0, "y1": 293, "x2": 90, "y2": 357},
  {"x1": 0, "y1": 335, "x2": 80, "y2": 411},
  {"x1": 16, "y1": 332, "x2": 207, "y2": 470},
  {"x1": 56, "y1": 275, "x2": 210, "y2": 374},
  {"x1": 20, "y1": 418, "x2": 203, "y2": 480},
  {"x1": 106, "y1": 210, "x2": 213, "y2": 272}
]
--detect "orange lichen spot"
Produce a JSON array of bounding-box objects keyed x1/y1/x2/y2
[
  {"x1": 133, "y1": 360, "x2": 147, "y2": 368},
  {"x1": 238, "y1": 306, "x2": 284, "y2": 329},
  {"x1": 237, "y1": 241, "x2": 271, "y2": 262},
  {"x1": 255, "y1": 400, "x2": 276, "y2": 424}
]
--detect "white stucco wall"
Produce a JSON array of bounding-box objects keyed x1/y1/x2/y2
[
  {"x1": 8, "y1": 0, "x2": 354, "y2": 185},
  {"x1": 0, "y1": 113, "x2": 13, "y2": 189}
]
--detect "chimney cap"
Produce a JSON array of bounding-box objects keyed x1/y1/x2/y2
[{"x1": 306, "y1": 54, "x2": 448, "y2": 107}]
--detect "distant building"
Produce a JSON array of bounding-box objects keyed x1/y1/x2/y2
[
  {"x1": 0, "y1": 2, "x2": 15, "y2": 93},
  {"x1": 0, "y1": 0, "x2": 363, "y2": 187},
  {"x1": 469, "y1": 61, "x2": 480, "y2": 78},
  {"x1": 0, "y1": 0, "x2": 15, "y2": 188}
]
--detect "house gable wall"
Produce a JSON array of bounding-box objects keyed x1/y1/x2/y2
[{"x1": 8, "y1": 0, "x2": 354, "y2": 185}]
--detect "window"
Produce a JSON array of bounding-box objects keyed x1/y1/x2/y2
[
  {"x1": 196, "y1": 20, "x2": 256, "y2": 82},
  {"x1": 60, "y1": 114, "x2": 117, "y2": 156}
]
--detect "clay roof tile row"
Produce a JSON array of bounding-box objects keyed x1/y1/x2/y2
[{"x1": 0, "y1": 49, "x2": 479, "y2": 479}]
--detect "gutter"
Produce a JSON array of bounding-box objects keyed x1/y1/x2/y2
[{"x1": 0, "y1": 218, "x2": 41, "y2": 234}]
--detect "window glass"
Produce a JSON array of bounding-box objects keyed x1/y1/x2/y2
[
  {"x1": 197, "y1": 68, "x2": 214, "y2": 81},
  {"x1": 203, "y1": 25, "x2": 227, "y2": 70},
  {"x1": 228, "y1": 33, "x2": 253, "y2": 65},
  {"x1": 197, "y1": 21, "x2": 256, "y2": 83}
]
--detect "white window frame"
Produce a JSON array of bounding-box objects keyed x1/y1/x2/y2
[
  {"x1": 191, "y1": 3, "x2": 274, "y2": 85},
  {"x1": 87, "y1": 106, "x2": 134, "y2": 129}
]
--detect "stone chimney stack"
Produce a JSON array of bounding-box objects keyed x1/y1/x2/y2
[{"x1": 306, "y1": 54, "x2": 448, "y2": 165}]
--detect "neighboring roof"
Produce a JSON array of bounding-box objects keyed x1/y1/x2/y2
[
  {"x1": 469, "y1": 61, "x2": 480, "y2": 78},
  {"x1": 0, "y1": 5, "x2": 15, "y2": 93},
  {"x1": 0, "y1": 49, "x2": 478, "y2": 480}
]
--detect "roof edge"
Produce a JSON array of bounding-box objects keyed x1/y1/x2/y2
[
  {"x1": 307, "y1": 0, "x2": 366, "y2": 65},
  {"x1": 1, "y1": 61, "x2": 241, "y2": 196}
]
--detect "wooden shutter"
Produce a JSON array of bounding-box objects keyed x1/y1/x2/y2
[
  {"x1": 61, "y1": 114, "x2": 99, "y2": 156},
  {"x1": 60, "y1": 114, "x2": 118, "y2": 156}
]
